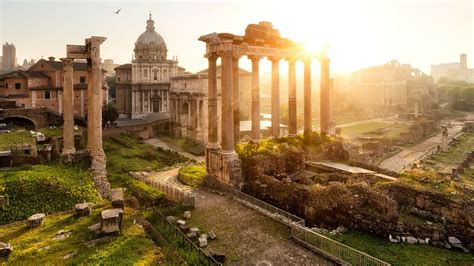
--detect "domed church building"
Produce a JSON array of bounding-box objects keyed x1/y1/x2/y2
[{"x1": 115, "y1": 14, "x2": 186, "y2": 119}]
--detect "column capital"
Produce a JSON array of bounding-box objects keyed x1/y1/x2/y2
[
  {"x1": 248, "y1": 55, "x2": 262, "y2": 62},
  {"x1": 285, "y1": 57, "x2": 297, "y2": 63},
  {"x1": 60, "y1": 57, "x2": 74, "y2": 68},
  {"x1": 206, "y1": 53, "x2": 219, "y2": 60},
  {"x1": 232, "y1": 53, "x2": 241, "y2": 60},
  {"x1": 269, "y1": 57, "x2": 281, "y2": 63}
]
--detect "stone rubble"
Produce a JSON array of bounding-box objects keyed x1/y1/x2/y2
[
  {"x1": 0, "y1": 242, "x2": 12, "y2": 258},
  {"x1": 183, "y1": 211, "x2": 191, "y2": 220},
  {"x1": 75, "y1": 203, "x2": 91, "y2": 217},
  {"x1": 27, "y1": 213, "x2": 45, "y2": 228}
]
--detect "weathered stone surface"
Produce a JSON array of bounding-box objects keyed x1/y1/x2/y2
[
  {"x1": 100, "y1": 208, "x2": 124, "y2": 234},
  {"x1": 176, "y1": 220, "x2": 186, "y2": 226},
  {"x1": 166, "y1": 216, "x2": 176, "y2": 224},
  {"x1": 448, "y1": 236, "x2": 462, "y2": 245},
  {"x1": 125, "y1": 196, "x2": 140, "y2": 209},
  {"x1": 198, "y1": 237, "x2": 208, "y2": 247},
  {"x1": 186, "y1": 232, "x2": 197, "y2": 239},
  {"x1": 63, "y1": 251, "x2": 77, "y2": 260},
  {"x1": 189, "y1": 227, "x2": 199, "y2": 234},
  {"x1": 389, "y1": 234, "x2": 400, "y2": 243},
  {"x1": 0, "y1": 242, "x2": 12, "y2": 258},
  {"x1": 88, "y1": 223, "x2": 101, "y2": 232},
  {"x1": 27, "y1": 213, "x2": 45, "y2": 228},
  {"x1": 336, "y1": 226, "x2": 347, "y2": 234},
  {"x1": 406, "y1": 236, "x2": 418, "y2": 244},
  {"x1": 52, "y1": 230, "x2": 71, "y2": 241},
  {"x1": 111, "y1": 188, "x2": 124, "y2": 209},
  {"x1": 200, "y1": 233, "x2": 208, "y2": 240},
  {"x1": 183, "y1": 211, "x2": 191, "y2": 220},
  {"x1": 179, "y1": 224, "x2": 189, "y2": 232},
  {"x1": 75, "y1": 203, "x2": 91, "y2": 217},
  {"x1": 208, "y1": 230, "x2": 217, "y2": 240}
]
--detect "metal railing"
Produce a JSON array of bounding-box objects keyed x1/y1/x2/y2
[
  {"x1": 152, "y1": 207, "x2": 221, "y2": 265},
  {"x1": 207, "y1": 181, "x2": 390, "y2": 266},
  {"x1": 291, "y1": 225, "x2": 390, "y2": 266}
]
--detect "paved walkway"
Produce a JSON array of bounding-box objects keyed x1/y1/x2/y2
[
  {"x1": 145, "y1": 138, "x2": 205, "y2": 162},
  {"x1": 379, "y1": 119, "x2": 469, "y2": 172},
  {"x1": 149, "y1": 169, "x2": 333, "y2": 266}
]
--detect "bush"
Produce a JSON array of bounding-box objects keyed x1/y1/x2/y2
[
  {"x1": 0, "y1": 164, "x2": 101, "y2": 224},
  {"x1": 178, "y1": 165, "x2": 206, "y2": 187}
]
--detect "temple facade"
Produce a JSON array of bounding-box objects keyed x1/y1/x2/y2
[{"x1": 115, "y1": 14, "x2": 185, "y2": 119}]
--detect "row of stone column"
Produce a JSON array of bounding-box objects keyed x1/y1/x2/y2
[
  {"x1": 131, "y1": 90, "x2": 168, "y2": 113},
  {"x1": 207, "y1": 53, "x2": 330, "y2": 153}
]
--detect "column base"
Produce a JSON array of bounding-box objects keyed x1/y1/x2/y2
[{"x1": 205, "y1": 148, "x2": 242, "y2": 190}]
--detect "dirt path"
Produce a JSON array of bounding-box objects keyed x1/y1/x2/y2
[
  {"x1": 149, "y1": 169, "x2": 333, "y2": 266},
  {"x1": 379, "y1": 119, "x2": 469, "y2": 172}
]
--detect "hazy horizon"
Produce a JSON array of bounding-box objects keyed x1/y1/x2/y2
[{"x1": 1, "y1": 0, "x2": 473, "y2": 75}]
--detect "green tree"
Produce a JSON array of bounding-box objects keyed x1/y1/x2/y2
[{"x1": 102, "y1": 103, "x2": 119, "y2": 128}]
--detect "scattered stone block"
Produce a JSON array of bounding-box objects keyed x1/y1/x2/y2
[
  {"x1": 189, "y1": 227, "x2": 199, "y2": 234},
  {"x1": 101, "y1": 208, "x2": 124, "y2": 234},
  {"x1": 37, "y1": 245, "x2": 50, "y2": 252},
  {"x1": 111, "y1": 188, "x2": 124, "y2": 209},
  {"x1": 63, "y1": 251, "x2": 77, "y2": 260},
  {"x1": 179, "y1": 224, "x2": 189, "y2": 233},
  {"x1": 198, "y1": 237, "x2": 208, "y2": 247},
  {"x1": 200, "y1": 233, "x2": 208, "y2": 240},
  {"x1": 0, "y1": 242, "x2": 12, "y2": 258},
  {"x1": 336, "y1": 226, "x2": 347, "y2": 234},
  {"x1": 448, "y1": 236, "x2": 462, "y2": 245},
  {"x1": 418, "y1": 238, "x2": 425, "y2": 244},
  {"x1": 75, "y1": 203, "x2": 91, "y2": 217},
  {"x1": 208, "y1": 230, "x2": 217, "y2": 240},
  {"x1": 166, "y1": 216, "x2": 176, "y2": 224},
  {"x1": 406, "y1": 236, "x2": 418, "y2": 244},
  {"x1": 389, "y1": 234, "x2": 400, "y2": 243},
  {"x1": 52, "y1": 230, "x2": 71, "y2": 241},
  {"x1": 176, "y1": 220, "x2": 186, "y2": 226},
  {"x1": 186, "y1": 232, "x2": 197, "y2": 239},
  {"x1": 27, "y1": 213, "x2": 45, "y2": 228},
  {"x1": 88, "y1": 223, "x2": 101, "y2": 233},
  {"x1": 183, "y1": 211, "x2": 191, "y2": 220},
  {"x1": 444, "y1": 242, "x2": 452, "y2": 249}
]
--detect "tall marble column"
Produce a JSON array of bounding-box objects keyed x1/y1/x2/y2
[
  {"x1": 87, "y1": 36, "x2": 107, "y2": 173},
  {"x1": 320, "y1": 56, "x2": 330, "y2": 134},
  {"x1": 250, "y1": 56, "x2": 261, "y2": 141},
  {"x1": 288, "y1": 59, "x2": 297, "y2": 136},
  {"x1": 207, "y1": 54, "x2": 219, "y2": 149},
  {"x1": 220, "y1": 51, "x2": 234, "y2": 152},
  {"x1": 271, "y1": 57, "x2": 280, "y2": 138},
  {"x1": 61, "y1": 57, "x2": 75, "y2": 155},
  {"x1": 232, "y1": 55, "x2": 240, "y2": 144},
  {"x1": 87, "y1": 60, "x2": 94, "y2": 150},
  {"x1": 304, "y1": 57, "x2": 312, "y2": 135}
]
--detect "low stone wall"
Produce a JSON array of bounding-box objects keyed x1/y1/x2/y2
[{"x1": 103, "y1": 120, "x2": 168, "y2": 140}]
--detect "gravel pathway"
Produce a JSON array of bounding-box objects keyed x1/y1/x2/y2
[{"x1": 149, "y1": 169, "x2": 333, "y2": 266}]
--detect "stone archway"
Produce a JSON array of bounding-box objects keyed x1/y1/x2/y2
[{"x1": 3, "y1": 116, "x2": 37, "y2": 130}]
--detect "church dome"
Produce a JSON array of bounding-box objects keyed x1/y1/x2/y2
[{"x1": 134, "y1": 14, "x2": 167, "y2": 61}]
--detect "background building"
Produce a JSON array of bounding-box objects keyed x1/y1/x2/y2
[
  {"x1": 115, "y1": 14, "x2": 185, "y2": 119},
  {"x1": 2, "y1": 43, "x2": 16, "y2": 72},
  {"x1": 431, "y1": 54, "x2": 474, "y2": 83},
  {"x1": 0, "y1": 57, "x2": 107, "y2": 117},
  {"x1": 102, "y1": 59, "x2": 119, "y2": 76},
  {"x1": 351, "y1": 60, "x2": 433, "y2": 106}
]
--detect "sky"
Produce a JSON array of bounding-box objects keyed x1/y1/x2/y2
[{"x1": 0, "y1": 0, "x2": 473, "y2": 75}]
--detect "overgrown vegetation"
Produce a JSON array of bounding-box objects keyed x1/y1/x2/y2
[
  {"x1": 340, "y1": 122, "x2": 410, "y2": 140},
  {"x1": 0, "y1": 164, "x2": 101, "y2": 225},
  {"x1": 0, "y1": 131, "x2": 33, "y2": 151},
  {"x1": 0, "y1": 207, "x2": 165, "y2": 265},
  {"x1": 329, "y1": 230, "x2": 474, "y2": 265},
  {"x1": 127, "y1": 179, "x2": 165, "y2": 207},
  {"x1": 178, "y1": 164, "x2": 206, "y2": 187},
  {"x1": 437, "y1": 81, "x2": 474, "y2": 111},
  {"x1": 104, "y1": 133, "x2": 187, "y2": 187}
]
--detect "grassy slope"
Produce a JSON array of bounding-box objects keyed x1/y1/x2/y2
[
  {"x1": 0, "y1": 207, "x2": 163, "y2": 265},
  {"x1": 330, "y1": 230, "x2": 474, "y2": 265},
  {"x1": 0, "y1": 164, "x2": 101, "y2": 225},
  {"x1": 0, "y1": 131, "x2": 32, "y2": 151},
  {"x1": 103, "y1": 134, "x2": 187, "y2": 187},
  {"x1": 178, "y1": 164, "x2": 206, "y2": 187},
  {"x1": 341, "y1": 122, "x2": 409, "y2": 139}
]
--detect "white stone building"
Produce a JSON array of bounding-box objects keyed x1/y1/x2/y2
[{"x1": 115, "y1": 14, "x2": 185, "y2": 119}]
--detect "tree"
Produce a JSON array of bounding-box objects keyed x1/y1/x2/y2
[{"x1": 102, "y1": 103, "x2": 119, "y2": 128}]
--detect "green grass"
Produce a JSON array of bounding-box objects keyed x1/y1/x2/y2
[
  {"x1": 158, "y1": 136, "x2": 205, "y2": 156},
  {"x1": 178, "y1": 164, "x2": 206, "y2": 187},
  {"x1": 0, "y1": 131, "x2": 33, "y2": 151},
  {"x1": 0, "y1": 164, "x2": 101, "y2": 225},
  {"x1": 329, "y1": 230, "x2": 474, "y2": 265},
  {"x1": 104, "y1": 133, "x2": 188, "y2": 187},
  {"x1": 0, "y1": 207, "x2": 165, "y2": 265},
  {"x1": 38, "y1": 127, "x2": 63, "y2": 138},
  {"x1": 429, "y1": 131, "x2": 474, "y2": 165},
  {"x1": 340, "y1": 122, "x2": 410, "y2": 139}
]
